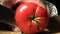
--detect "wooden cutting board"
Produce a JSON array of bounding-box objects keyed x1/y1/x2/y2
[
  {"x1": 0, "y1": 31, "x2": 60, "y2": 34},
  {"x1": 0, "y1": 31, "x2": 19, "y2": 34}
]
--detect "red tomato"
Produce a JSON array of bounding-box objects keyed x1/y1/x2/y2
[{"x1": 15, "y1": 3, "x2": 49, "y2": 34}]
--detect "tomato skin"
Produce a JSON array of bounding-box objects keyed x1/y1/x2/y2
[{"x1": 15, "y1": 3, "x2": 49, "y2": 33}]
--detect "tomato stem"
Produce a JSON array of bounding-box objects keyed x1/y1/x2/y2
[{"x1": 29, "y1": 15, "x2": 40, "y2": 30}]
